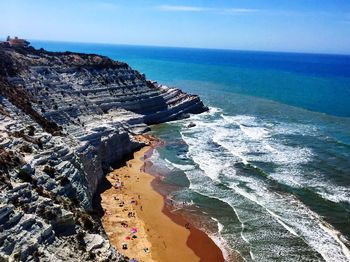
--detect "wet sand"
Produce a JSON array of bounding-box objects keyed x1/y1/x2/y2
[{"x1": 100, "y1": 145, "x2": 225, "y2": 261}]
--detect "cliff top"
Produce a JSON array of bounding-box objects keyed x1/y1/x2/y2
[{"x1": 0, "y1": 42, "x2": 129, "y2": 77}]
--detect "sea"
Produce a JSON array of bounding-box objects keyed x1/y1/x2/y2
[{"x1": 31, "y1": 41, "x2": 350, "y2": 262}]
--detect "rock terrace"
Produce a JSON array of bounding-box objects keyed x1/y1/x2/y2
[{"x1": 0, "y1": 43, "x2": 207, "y2": 261}]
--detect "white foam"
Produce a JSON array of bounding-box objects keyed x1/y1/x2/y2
[
  {"x1": 176, "y1": 112, "x2": 350, "y2": 261},
  {"x1": 265, "y1": 209, "x2": 299, "y2": 237},
  {"x1": 225, "y1": 174, "x2": 350, "y2": 262},
  {"x1": 187, "y1": 106, "x2": 223, "y2": 121},
  {"x1": 319, "y1": 222, "x2": 350, "y2": 261},
  {"x1": 164, "y1": 159, "x2": 195, "y2": 171},
  {"x1": 239, "y1": 124, "x2": 269, "y2": 140},
  {"x1": 227, "y1": 175, "x2": 350, "y2": 262},
  {"x1": 208, "y1": 217, "x2": 234, "y2": 261},
  {"x1": 211, "y1": 217, "x2": 224, "y2": 234},
  {"x1": 208, "y1": 233, "x2": 233, "y2": 262},
  {"x1": 307, "y1": 173, "x2": 350, "y2": 204},
  {"x1": 208, "y1": 106, "x2": 223, "y2": 115},
  {"x1": 180, "y1": 130, "x2": 227, "y2": 181}
]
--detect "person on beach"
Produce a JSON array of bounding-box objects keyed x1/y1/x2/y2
[{"x1": 128, "y1": 212, "x2": 135, "y2": 218}]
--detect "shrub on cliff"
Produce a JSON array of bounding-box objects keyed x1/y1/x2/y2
[
  {"x1": 76, "y1": 211, "x2": 98, "y2": 233},
  {"x1": 76, "y1": 230, "x2": 87, "y2": 251},
  {"x1": 0, "y1": 147, "x2": 22, "y2": 172},
  {"x1": 27, "y1": 125, "x2": 35, "y2": 136},
  {"x1": 20, "y1": 144, "x2": 33, "y2": 153},
  {"x1": 17, "y1": 168, "x2": 32, "y2": 183},
  {"x1": 60, "y1": 177, "x2": 70, "y2": 186},
  {"x1": 43, "y1": 165, "x2": 56, "y2": 177}
]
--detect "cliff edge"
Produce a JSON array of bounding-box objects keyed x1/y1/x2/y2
[{"x1": 0, "y1": 43, "x2": 207, "y2": 261}]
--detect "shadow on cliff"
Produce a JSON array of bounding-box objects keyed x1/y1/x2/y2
[{"x1": 92, "y1": 150, "x2": 138, "y2": 217}]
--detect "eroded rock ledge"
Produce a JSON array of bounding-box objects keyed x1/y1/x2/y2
[{"x1": 0, "y1": 43, "x2": 207, "y2": 261}]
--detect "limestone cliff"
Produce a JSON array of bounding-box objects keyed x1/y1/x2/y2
[{"x1": 0, "y1": 43, "x2": 207, "y2": 261}]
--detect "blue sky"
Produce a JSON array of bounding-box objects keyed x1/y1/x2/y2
[{"x1": 1, "y1": 0, "x2": 350, "y2": 54}]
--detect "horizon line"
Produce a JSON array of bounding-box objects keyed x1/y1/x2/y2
[{"x1": 2, "y1": 36, "x2": 350, "y2": 57}]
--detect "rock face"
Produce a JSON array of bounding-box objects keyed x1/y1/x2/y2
[{"x1": 0, "y1": 43, "x2": 207, "y2": 261}]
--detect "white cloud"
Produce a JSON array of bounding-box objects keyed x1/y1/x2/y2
[
  {"x1": 157, "y1": 5, "x2": 207, "y2": 12},
  {"x1": 156, "y1": 5, "x2": 260, "y2": 15},
  {"x1": 223, "y1": 8, "x2": 259, "y2": 14}
]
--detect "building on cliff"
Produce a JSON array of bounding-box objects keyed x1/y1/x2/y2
[{"x1": 5, "y1": 36, "x2": 30, "y2": 47}]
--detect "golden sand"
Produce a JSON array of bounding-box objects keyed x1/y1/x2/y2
[{"x1": 100, "y1": 146, "x2": 200, "y2": 262}]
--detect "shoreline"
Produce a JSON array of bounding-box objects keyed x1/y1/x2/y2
[
  {"x1": 100, "y1": 140, "x2": 225, "y2": 261},
  {"x1": 145, "y1": 146, "x2": 226, "y2": 262},
  {"x1": 151, "y1": 177, "x2": 226, "y2": 262}
]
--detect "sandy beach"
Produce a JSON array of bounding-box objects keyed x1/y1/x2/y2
[{"x1": 100, "y1": 143, "x2": 224, "y2": 262}]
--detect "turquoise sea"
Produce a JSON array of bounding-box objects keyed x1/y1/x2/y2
[{"x1": 32, "y1": 41, "x2": 350, "y2": 261}]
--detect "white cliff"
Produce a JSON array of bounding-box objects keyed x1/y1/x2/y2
[{"x1": 0, "y1": 43, "x2": 207, "y2": 261}]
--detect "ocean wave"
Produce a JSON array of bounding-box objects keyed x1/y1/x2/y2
[
  {"x1": 209, "y1": 217, "x2": 234, "y2": 261},
  {"x1": 177, "y1": 111, "x2": 350, "y2": 261},
  {"x1": 164, "y1": 159, "x2": 195, "y2": 171},
  {"x1": 182, "y1": 110, "x2": 350, "y2": 205}
]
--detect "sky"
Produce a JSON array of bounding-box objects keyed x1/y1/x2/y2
[{"x1": 1, "y1": 0, "x2": 350, "y2": 54}]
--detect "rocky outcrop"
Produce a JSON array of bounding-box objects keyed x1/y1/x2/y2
[{"x1": 0, "y1": 43, "x2": 207, "y2": 261}]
